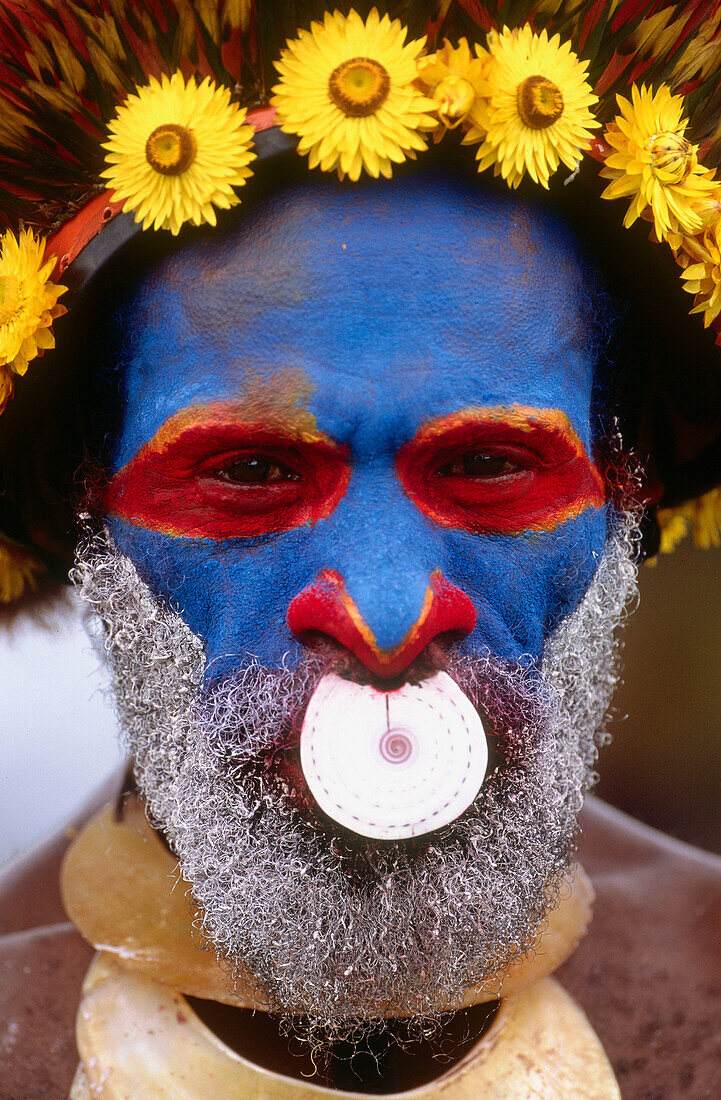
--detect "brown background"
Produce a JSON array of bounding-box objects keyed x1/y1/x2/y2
[{"x1": 597, "y1": 541, "x2": 721, "y2": 854}]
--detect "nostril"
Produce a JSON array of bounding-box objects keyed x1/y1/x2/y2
[
  {"x1": 291, "y1": 627, "x2": 359, "y2": 666},
  {"x1": 287, "y1": 569, "x2": 476, "y2": 679},
  {"x1": 287, "y1": 569, "x2": 359, "y2": 650},
  {"x1": 428, "y1": 570, "x2": 477, "y2": 637}
]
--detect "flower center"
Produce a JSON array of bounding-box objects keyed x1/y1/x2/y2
[
  {"x1": 145, "y1": 124, "x2": 197, "y2": 176},
  {"x1": 328, "y1": 57, "x2": 391, "y2": 117},
  {"x1": 433, "y1": 75, "x2": 476, "y2": 126},
  {"x1": 647, "y1": 131, "x2": 696, "y2": 184},
  {"x1": 0, "y1": 275, "x2": 21, "y2": 326},
  {"x1": 516, "y1": 75, "x2": 564, "y2": 129}
]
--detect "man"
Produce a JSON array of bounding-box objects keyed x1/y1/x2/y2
[{"x1": 1, "y1": 3, "x2": 721, "y2": 1097}]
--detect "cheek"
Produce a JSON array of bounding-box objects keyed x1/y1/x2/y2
[
  {"x1": 443, "y1": 508, "x2": 609, "y2": 661},
  {"x1": 107, "y1": 519, "x2": 317, "y2": 670}
]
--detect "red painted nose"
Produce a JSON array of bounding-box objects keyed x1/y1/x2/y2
[{"x1": 287, "y1": 569, "x2": 476, "y2": 679}]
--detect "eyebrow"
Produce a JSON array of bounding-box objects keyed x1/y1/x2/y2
[
  {"x1": 126, "y1": 401, "x2": 324, "y2": 460},
  {"x1": 114, "y1": 363, "x2": 319, "y2": 466},
  {"x1": 405, "y1": 405, "x2": 594, "y2": 451},
  {"x1": 119, "y1": 399, "x2": 597, "y2": 467}
]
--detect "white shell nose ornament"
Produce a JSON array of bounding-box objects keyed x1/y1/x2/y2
[{"x1": 299, "y1": 671, "x2": 488, "y2": 840}]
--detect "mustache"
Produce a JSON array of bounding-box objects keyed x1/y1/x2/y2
[
  {"x1": 281, "y1": 632, "x2": 460, "y2": 687},
  {"x1": 195, "y1": 644, "x2": 544, "y2": 766}
]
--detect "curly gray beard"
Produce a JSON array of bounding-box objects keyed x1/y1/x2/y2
[{"x1": 72, "y1": 514, "x2": 638, "y2": 1041}]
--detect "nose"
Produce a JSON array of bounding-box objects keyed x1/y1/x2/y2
[{"x1": 287, "y1": 568, "x2": 476, "y2": 678}]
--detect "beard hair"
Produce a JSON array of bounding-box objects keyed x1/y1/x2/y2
[{"x1": 72, "y1": 510, "x2": 638, "y2": 1042}]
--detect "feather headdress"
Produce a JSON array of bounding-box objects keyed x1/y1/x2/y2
[
  {"x1": 2, "y1": 0, "x2": 721, "y2": 601},
  {"x1": 1, "y1": 2, "x2": 720, "y2": 231}
]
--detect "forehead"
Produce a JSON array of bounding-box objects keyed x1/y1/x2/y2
[{"x1": 112, "y1": 171, "x2": 597, "y2": 467}]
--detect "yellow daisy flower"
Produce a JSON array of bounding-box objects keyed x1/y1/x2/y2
[
  {"x1": 464, "y1": 25, "x2": 599, "y2": 189},
  {"x1": 271, "y1": 8, "x2": 436, "y2": 181},
  {"x1": 416, "y1": 38, "x2": 490, "y2": 134},
  {"x1": 102, "y1": 72, "x2": 256, "y2": 236},
  {"x1": 0, "y1": 538, "x2": 44, "y2": 603},
  {"x1": 600, "y1": 84, "x2": 718, "y2": 243},
  {"x1": 666, "y1": 187, "x2": 721, "y2": 252},
  {"x1": 0, "y1": 228, "x2": 67, "y2": 413},
  {"x1": 678, "y1": 217, "x2": 721, "y2": 327}
]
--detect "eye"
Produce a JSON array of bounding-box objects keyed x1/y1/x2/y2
[
  {"x1": 396, "y1": 415, "x2": 605, "y2": 537},
  {"x1": 215, "y1": 456, "x2": 302, "y2": 485},
  {"x1": 436, "y1": 451, "x2": 522, "y2": 479},
  {"x1": 105, "y1": 423, "x2": 351, "y2": 539}
]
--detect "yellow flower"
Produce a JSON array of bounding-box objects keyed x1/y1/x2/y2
[
  {"x1": 666, "y1": 187, "x2": 721, "y2": 252},
  {"x1": 102, "y1": 72, "x2": 256, "y2": 236},
  {"x1": 0, "y1": 229, "x2": 66, "y2": 412},
  {"x1": 654, "y1": 511, "x2": 689, "y2": 556},
  {"x1": 0, "y1": 538, "x2": 44, "y2": 603},
  {"x1": 600, "y1": 84, "x2": 718, "y2": 243},
  {"x1": 678, "y1": 217, "x2": 721, "y2": 326},
  {"x1": 271, "y1": 8, "x2": 436, "y2": 181},
  {"x1": 416, "y1": 38, "x2": 490, "y2": 134},
  {"x1": 656, "y1": 488, "x2": 721, "y2": 554},
  {"x1": 464, "y1": 25, "x2": 599, "y2": 189}
]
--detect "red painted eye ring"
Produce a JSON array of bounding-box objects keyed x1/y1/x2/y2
[
  {"x1": 104, "y1": 423, "x2": 351, "y2": 538},
  {"x1": 396, "y1": 409, "x2": 606, "y2": 535}
]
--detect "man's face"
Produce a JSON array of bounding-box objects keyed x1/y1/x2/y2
[
  {"x1": 82, "y1": 172, "x2": 634, "y2": 1031},
  {"x1": 104, "y1": 173, "x2": 607, "y2": 676}
]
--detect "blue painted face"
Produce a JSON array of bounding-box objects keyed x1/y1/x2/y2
[{"x1": 104, "y1": 171, "x2": 609, "y2": 682}]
